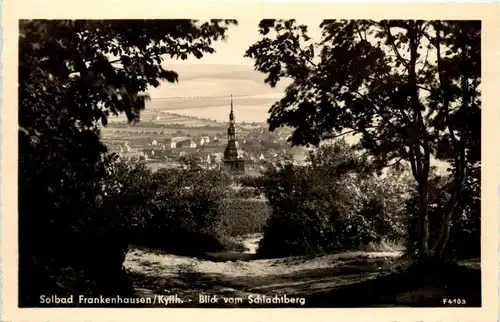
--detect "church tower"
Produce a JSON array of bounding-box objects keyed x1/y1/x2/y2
[{"x1": 223, "y1": 95, "x2": 245, "y2": 173}]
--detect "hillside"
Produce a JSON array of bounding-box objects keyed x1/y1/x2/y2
[
  {"x1": 101, "y1": 64, "x2": 289, "y2": 124},
  {"x1": 146, "y1": 64, "x2": 289, "y2": 100}
]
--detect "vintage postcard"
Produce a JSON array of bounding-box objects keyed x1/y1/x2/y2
[{"x1": 2, "y1": 1, "x2": 499, "y2": 321}]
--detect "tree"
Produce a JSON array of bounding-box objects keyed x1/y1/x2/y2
[
  {"x1": 19, "y1": 19, "x2": 237, "y2": 306},
  {"x1": 245, "y1": 19, "x2": 480, "y2": 261}
]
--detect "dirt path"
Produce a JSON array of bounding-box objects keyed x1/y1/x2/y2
[{"x1": 124, "y1": 241, "x2": 402, "y2": 307}]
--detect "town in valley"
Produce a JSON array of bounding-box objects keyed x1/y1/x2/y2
[{"x1": 102, "y1": 96, "x2": 309, "y2": 175}]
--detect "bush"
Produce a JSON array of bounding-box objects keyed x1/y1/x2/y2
[
  {"x1": 236, "y1": 175, "x2": 267, "y2": 188},
  {"x1": 220, "y1": 199, "x2": 271, "y2": 236},
  {"x1": 256, "y1": 141, "x2": 410, "y2": 258},
  {"x1": 215, "y1": 234, "x2": 250, "y2": 253},
  {"x1": 449, "y1": 163, "x2": 480, "y2": 259},
  {"x1": 19, "y1": 147, "x2": 135, "y2": 306},
  {"x1": 109, "y1": 157, "x2": 234, "y2": 256},
  {"x1": 358, "y1": 171, "x2": 411, "y2": 244}
]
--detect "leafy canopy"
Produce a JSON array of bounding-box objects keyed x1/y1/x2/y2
[
  {"x1": 19, "y1": 19, "x2": 237, "y2": 221},
  {"x1": 246, "y1": 19, "x2": 480, "y2": 259},
  {"x1": 245, "y1": 20, "x2": 480, "y2": 174}
]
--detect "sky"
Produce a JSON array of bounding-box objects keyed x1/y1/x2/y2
[
  {"x1": 145, "y1": 19, "x2": 323, "y2": 103},
  {"x1": 165, "y1": 19, "x2": 324, "y2": 66}
]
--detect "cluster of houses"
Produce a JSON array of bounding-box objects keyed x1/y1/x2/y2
[
  {"x1": 152, "y1": 135, "x2": 216, "y2": 149},
  {"x1": 108, "y1": 130, "x2": 308, "y2": 171},
  {"x1": 113, "y1": 137, "x2": 272, "y2": 166}
]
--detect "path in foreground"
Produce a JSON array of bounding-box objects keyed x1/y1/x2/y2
[
  {"x1": 124, "y1": 234, "x2": 480, "y2": 308},
  {"x1": 125, "y1": 246, "x2": 407, "y2": 307}
]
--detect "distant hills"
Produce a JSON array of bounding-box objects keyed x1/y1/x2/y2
[{"x1": 146, "y1": 64, "x2": 291, "y2": 100}]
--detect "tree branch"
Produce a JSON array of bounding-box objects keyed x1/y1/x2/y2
[
  {"x1": 386, "y1": 156, "x2": 405, "y2": 167},
  {"x1": 344, "y1": 85, "x2": 404, "y2": 136},
  {"x1": 407, "y1": 146, "x2": 420, "y2": 180},
  {"x1": 383, "y1": 24, "x2": 410, "y2": 70},
  {"x1": 416, "y1": 85, "x2": 436, "y2": 93},
  {"x1": 277, "y1": 26, "x2": 317, "y2": 69},
  {"x1": 434, "y1": 21, "x2": 461, "y2": 162},
  {"x1": 322, "y1": 129, "x2": 357, "y2": 140},
  {"x1": 356, "y1": 25, "x2": 365, "y2": 42}
]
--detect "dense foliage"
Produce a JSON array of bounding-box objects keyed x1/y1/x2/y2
[
  {"x1": 101, "y1": 157, "x2": 268, "y2": 253},
  {"x1": 220, "y1": 199, "x2": 271, "y2": 237},
  {"x1": 236, "y1": 175, "x2": 268, "y2": 189},
  {"x1": 19, "y1": 19, "x2": 236, "y2": 306},
  {"x1": 246, "y1": 19, "x2": 480, "y2": 260},
  {"x1": 256, "y1": 138, "x2": 480, "y2": 260},
  {"x1": 257, "y1": 140, "x2": 411, "y2": 258},
  {"x1": 106, "y1": 158, "x2": 233, "y2": 255}
]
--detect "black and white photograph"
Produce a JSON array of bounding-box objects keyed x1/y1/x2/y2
[{"x1": 8, "y1": 4, "x2": 494, "y2": 316}]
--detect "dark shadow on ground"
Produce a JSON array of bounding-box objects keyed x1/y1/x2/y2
[
  {"x1": 201, "y1": 252, "x2": 256, "y2": 262},
  {"x1": 304, "y1": 261, "x2": 481, "y2": 307}
]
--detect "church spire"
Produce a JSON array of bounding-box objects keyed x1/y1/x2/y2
[
  {"x1": 227, "y1": 95, "x2": 236, "y2": 141},
  {"x1": 229, "y1": 95, "x2": 234, "y2": 121},
  {"x1": 223, "y1": 94, "x2": 245, "y2": 173}
]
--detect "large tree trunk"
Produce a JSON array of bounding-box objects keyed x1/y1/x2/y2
[
  {"x1": 417, "y1": 180, "x2": 431, "y2": 260},
  {"x1": 432, "y1": 170, "x2": 466, "y2": 259},
  {"x1": 432, "y1": 205, "x2": 456, "y2": 260},
  {"x1": 408, "y1": 22, "x2": 432, "y2": 262},
  {"x1": 431, "y1": 21, "x2": 474, "y2": 260}
]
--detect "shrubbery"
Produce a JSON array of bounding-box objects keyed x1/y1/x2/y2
[
  {"x1": 256, "y1": 141, "x2": 411, "y2": 258},
  {"x1": 19, "y1": 145, "x2": 134, "y2": 306},
  {"x1": 220, "y1": 199, "x2": 271, "y2": 236},
  {"x1": 107, "y1": 157, "x2": 234, "y2": 256},
  {"x1": 231, "y1": 187, "x2": 263, "y2": 199},
  {"x1": 104, "y1": 157, "x2": 272, "y2": 254},
  {"x1": 236, "y1": 175, "x2": 267, "y2": 188}
]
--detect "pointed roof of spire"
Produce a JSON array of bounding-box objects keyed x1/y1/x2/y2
[{"x1": 229, "y1": 94, "x2": 234, "y2": 121}]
